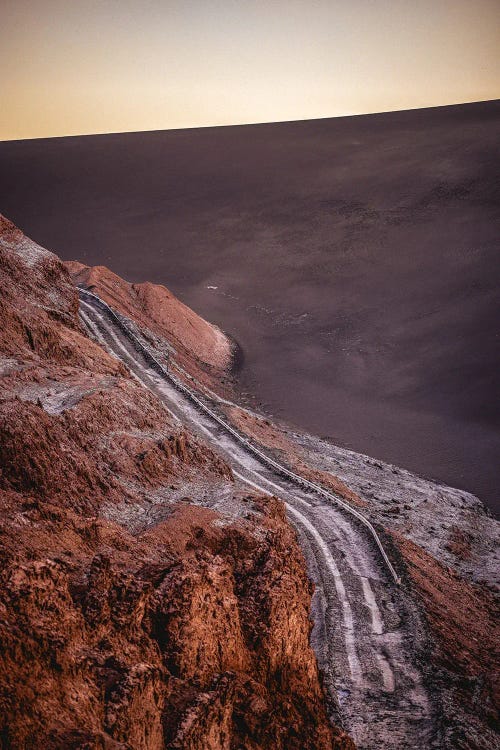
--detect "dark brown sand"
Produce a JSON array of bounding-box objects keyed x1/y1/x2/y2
[{"x1": 1, "y1": 101, "x2": 499, "y2": 514}]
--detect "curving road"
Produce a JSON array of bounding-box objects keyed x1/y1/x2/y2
[{"x1": 78, "y1": 289, "x2": 438, "y2": 749}]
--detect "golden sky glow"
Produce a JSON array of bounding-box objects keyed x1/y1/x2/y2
[{"x1": 1, "y1": 0, "x2": 499, "y2": 140}]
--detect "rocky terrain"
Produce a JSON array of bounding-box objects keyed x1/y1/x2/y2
[
  {"x1": 68, "y1": 245, "x2": 499, "y2": 749},
  {"x1": 0, "y1": 215, "x2": 352, "y2": 750},
  {"x1": 221, "y1": 408, "x2": 500, "y2": 748},
  {"x1": 2, "y1": 101, "x2": 498, "y2": 511},
  {"x1": 1, "y1": 215, "x2": 498, "y2": 749},
  {"x1": 67, "y1": 261, "x2": 232, "y2": 376}
]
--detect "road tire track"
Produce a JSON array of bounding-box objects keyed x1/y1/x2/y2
[{"x1": 78, "y1": 290, "x2": 438, "y2": 749}]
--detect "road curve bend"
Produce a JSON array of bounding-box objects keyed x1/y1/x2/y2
[
  {"x1": 79, "y1": 288, "x2": 399, "y2": 582},
  {"x1": 78, "y1": 288, "x2": 438, "y2": 749}
]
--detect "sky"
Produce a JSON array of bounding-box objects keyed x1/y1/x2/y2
[{"x1": 1, "y1": 0, "x2": 499, "y2": 140}]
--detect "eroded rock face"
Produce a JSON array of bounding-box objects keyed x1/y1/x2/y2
[
  {"x1": 1, "y1": 500, "x2": 352, "y2": 750},
  {"x1": 65, "y1": 260, "x2": 232, "y2": 373},
  {"x1": 0, "y1": 216, "x2": 352, "y2": 749}
]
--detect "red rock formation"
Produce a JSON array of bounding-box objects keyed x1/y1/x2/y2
[
  {"x1": 0, "y1": 216, "x2": 353, "y2": 749},
  {"x1": 1, "y1": 495, "x2": 354, "y2": 750},
  {"x1": 66, "y1": 261, "x2": 231, "y2": 373}
]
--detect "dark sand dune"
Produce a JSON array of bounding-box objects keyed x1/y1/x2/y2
[{"x1": 1, "y1": 101, "x2": 499, "y2": 514}]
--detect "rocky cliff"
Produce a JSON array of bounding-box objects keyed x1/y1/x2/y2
[
  {"x1": 41, "y1": 214, "x2": 500, "y2": 749},
  {"x1": 66, "y1": 261, "x2": 232, "y2": 381},
  {"x1": 0, "y1": 215, "x2": 353, "y2": 750}
]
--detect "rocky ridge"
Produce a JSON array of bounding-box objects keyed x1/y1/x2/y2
[
  {"x1": 71, "y1": 252, "x2": 499, "y2": 748},
  {"x1": 0, "y1": 215, "x2": 352, "y2": 750},
  {"x1": 66, "y1": 261, "x2": 232, "y2": 378}
]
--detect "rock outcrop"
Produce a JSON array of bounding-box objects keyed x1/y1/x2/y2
[
  {"x1": 0, "y1": 216, "x2": 352, "y2": 749},
  {"x1": 0, "y1": 497, "x2": 353, "y2": 750},
  {"x1": 66, "y1": 261, "x2": 232, "y2": 373}
]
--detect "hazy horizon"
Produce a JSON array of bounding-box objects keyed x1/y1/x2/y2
[
  {"x1": 2, "y1": 98, "x2": 499, "y2": 143},
  {"x1": 2, "y1": 0, "x2": 499, "y2": 141}
]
